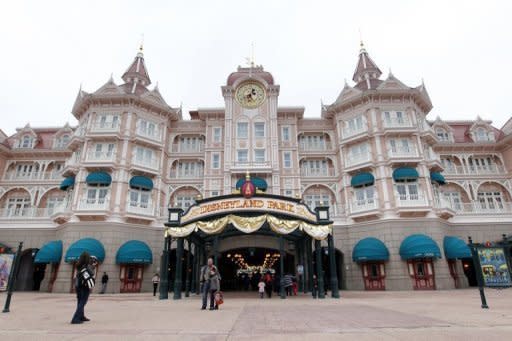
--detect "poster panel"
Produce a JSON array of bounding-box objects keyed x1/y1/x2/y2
[
  {"x1": 0, "y1": 254, "x2": 14, "y2": 291},
  {"x1": 477, "y1": 247, "x2": 512, "y2": 287}
]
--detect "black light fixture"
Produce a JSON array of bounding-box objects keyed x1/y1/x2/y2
[
  {"x1": 166, "y1": 206, "x2": 183, "y2": 227},
  {"x1": 315, "y1": 201, "x2": 330, "y2": 222}
]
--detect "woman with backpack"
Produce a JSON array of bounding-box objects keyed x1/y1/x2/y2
[{"x1": 71, "y1": 252, "x2": 96, "y2": 324}]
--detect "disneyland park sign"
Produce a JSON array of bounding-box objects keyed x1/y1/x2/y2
[{"x1": 180, "y1": 195, "x2": 318, "y2": 224}]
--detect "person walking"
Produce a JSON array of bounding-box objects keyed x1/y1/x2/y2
[
  {"x1": 70, "y1": 252, "x2": 95, "y2": 324},
  {"x1": 207, "y1": 259, "x2": 221, "y2": 310},
  {"x1": 152, "y1": 273, "x2": 160, "y2": 296},
  {"x1": 100, "y1": 272, "x2": 109, "y2": 294},
  {"x1": 258, "y1": 279, "x2": 265, "y2": 299},
  {"x1": 264, "y1": 272, "x2": 273, "y2": 298},
  {"x1": 283, "y1": 273, "x2": 293, "y2": 296},
  {"x1": 200, "y1": 259, "x2": 210, "y2": 310}
]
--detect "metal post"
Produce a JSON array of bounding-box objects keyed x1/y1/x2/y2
[
  {"x1": 297, "y1": 243, "x2": 304, "y2": 293},
  {"x1": 185, "y1": 239, "x2": 191, "y2": 297},
  {"x1": 213, "y1": 236, "x2": 219, "y2": 268},
  {"x1": 173, "y1": 238, "x2": 184, "y2": 300},
  {"x1": 195, "y1": 245, "x2": 202, "y2": 295},
  {"x1": 279, "y1": 236, "x2": 286, "y2": 299},
  {"x1": 3, "y1": 242, "x2": 23, "y2": 313},
  {"x1": 191, "y1": 242, "x2": 197, "y2": 294},
  {"x1": 302, "y1": 237, "x2": 309, "y2": 293},
  {"x1": 159, "y1": 236, "x2": 169, "y2": 300},
  {"x1": 307, "y1": 237, "x2": 314, "y2": 293},
  {"x1": 315, "y1": 239, "x2": 325, "y2": 299},
  {"x1": 468, "y1": 236, "x2": 488, "y2": 309},
  {"x1": 328, "y1": 234, "x2": 340, "y2": 298}
]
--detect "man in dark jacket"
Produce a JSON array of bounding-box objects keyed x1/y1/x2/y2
[{"x1": 100, "y1": 272, "x2": 109, "y2": 294}]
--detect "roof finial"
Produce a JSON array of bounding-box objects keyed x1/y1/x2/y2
[
  {"x1": 138, "y1": 34, "x2": 144, "y2": 56},
  {"x1": 359, "y1": 28, "x2": 365, "y2": 52}
]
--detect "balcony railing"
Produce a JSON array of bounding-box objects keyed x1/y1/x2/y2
[
  {"x1": 0, "y1": 207, "x2": 63, "y2": 219},
  {"x1": 383, "y1": 117, "x2": 414, "y2": 128},
  {"x1": 43, "y1": 172, "x2": 62, "y2": 180},
  {"x1": 395, "y1": 193, "x2": 427, "y2": 207},
  {"x1": 443, "y1": 164, "x2": 506, "y2": 176},
  {"x1": 350, "y1": 198, "x2": 378, "y2": 214},
  {"x1": 449, "y1": 201, "x2": 512, "y2": 215},
  {"x1": 77, "y1": 198, "x2": 110, "y2": 211},
  {"x1": 90, "y1": 122, "x2": 120, "y2": 133},
  {"x1": 4, "y1": 172, "x2": 40, "y2": 180},
  {"x1": 300, "y1": 168, "x2": 335, "y2": 177},
  {"x1": 126, "y1": 201, "x2": 155, "y2": 216},
  {"x1": 86, "y1": 151, "x2": 116, "y2": 162},
  {"x1": 298, "y1": 142, "x2": 332, "y2": 152},
  {"x1": 232, "y1": 161, "x2": 271, "y2": 169},
  {"x1": 345, "y1": 153, "x2": 372, "y2": 167},
  {"x1": 388, "y1": 147, "x2": 418, "y2": 158},
  {"x1": 136, "y1": 128, "x2": 162, "y2": 142},
  {"x1": 170, "y1": 169, "x2": 204, "y2": 179},
  {"x1": 132, "y1": 156, "x2": 159, "y2": 170},
  {"x1": 171, "y1": 144, "x2": 205, "y2": 153},
  {"x1": 342, "y1": 125, "x2": 368, "y2": 139}
]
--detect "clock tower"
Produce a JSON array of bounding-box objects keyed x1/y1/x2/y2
[{"x1": 221, "y1": 65, "x2": 281, "y2": 194}]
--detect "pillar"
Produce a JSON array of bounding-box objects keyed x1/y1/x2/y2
[
  {"x1": 328, "y1": 234, "x2": 340, "y2": 298},
  {"x1": 315, "y1": 239, "x2": 325, "y2": 299},
  {"x1": 307, "y1": 237, "x2": 314, "y2": 293},
  {"x1": 173, "y1": 238, "x2": 184, "y2": 300},
  {"x1": 195, "y1": 245, "x2": 203, "y2": 295},
  {"x1": 279, "y1": 236, "x2": 286, "y2": 299},
  {"x1": 297, "y1": 243, "x2": 304, "y2": 293},
  {"x1": 185, "y1": 239, "x2": 191, "y2": 297},
  {"x1": 213, "y1": 236, "x2": 219, "y2": 268},
  {"x1": 159, "y1": 236, "x2": 169, "y2": 300},
  {"x1": 191, "y1": 243, "x2": 197, "y2": 294}
]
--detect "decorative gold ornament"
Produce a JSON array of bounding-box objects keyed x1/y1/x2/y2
[{"x1": 235, "y1": 82, "x2": 266, "y2": 108}]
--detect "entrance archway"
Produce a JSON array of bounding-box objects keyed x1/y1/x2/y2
[{"x1": 15, "y1": 248, "x2": 45, "y2": 291}]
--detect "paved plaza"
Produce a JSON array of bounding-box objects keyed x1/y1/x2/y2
[{"x1": 1, "y1": 289, "x2": 512, "y2": 340}]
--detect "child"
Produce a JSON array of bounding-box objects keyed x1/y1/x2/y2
[{"x1": 258, "y1": 279, "x2": 265, "y2": 299}]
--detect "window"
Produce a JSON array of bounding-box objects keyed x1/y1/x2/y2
[
  {"x1": 396, "y1": 181, "x2": 419, "y2": 200},
  {"x1": 415, "y1": 262, "x2": 425, "y2": 277},
  {"x1": 284, "y1": 189, "x2": 293, "y2": 197},
  {"x1": 138, "y1": 119, "x2": 158, "y2": 138},
  {"x1": 56, "y1": 134, "x2": 70, "y2": 148},
  {"x1": 86, "y1": 186, "x2": 109, "y2": 204},
  {"x1": 212, "y1": 154, "x2": 220, "y2": 169},
  {"x1": 93, "y1": 143, "x2": 115, "y2": 158},
  {"x1": 441, "y1": 158, "x2": 455, "y2": 172},
  {"x1": 237, "y1": 149, "x2": 248, "y2": 163},
  {"x1": 254, "y1": 149, "x2": 265, "y2": 163},
  {"x1": 129, "y1": 189, "x2": 151, "y2": 208},
  {"x1": 302, "y1": 160, "x2": 328, "y2": 176},
  {"x1": 213, "y1": 127, "x2": 222, "y2": 143},
  {"x1": 436, "y1": 128, "x2": 450, "y2": 142},
  {"x1": 369, "y1": 264, "x2": 380, "y2": 278},
  {"x1": 304, "y1": 194, "x2": 330, "y2": 210},
  {"x1": 134, "y1": 146, "x2": 153, "y2": 163},
  {"x1": 300, "y1": 135, "x2": 325, "y2": 150},
  {"x1": 281, "y1": 126, "x2": 290, "y2": 141},
  {"x1": 383, "y1": 111, "x2": 408, "y2": 126},
  {"x1": 20, "y1": 135, "x2": 34, "y2": 149},
  {"x1": 177, "y1": 161, "x2": 203, "y2": 177},
  {"x1": 476, "y1": 128, "x2": 488, "y2": 141},
  {"x1": 7, "y1": 197, "x2": 31, "y2": 216},
  {"x1": 477, "y1": 191, "x2": 504, "y2": 211},
  {"x1": 443, "y1": 192, "x2": 462, "y2": 211},
  {"x1": 389, "y1": 139, "x2": 411, "y2": 154},
  {"x1": 211, "y1": 190, "x2": 219, "y2": 197},
  {"x1": 97, "y1": 114, "x2": 119, "y2": 129},
  {"x1": 254, "y1": 122, "x2": 265, "y2": 138},
  {"x1": 15, "y1": 164, "x2": 39, "y2": 179},
  {"x1": 468, "y1": 157, "x2": 494, "y2": 173},
  {"x1": 237, "y1": 122, "x2": 248, "y2": 139},
  {"x1": 47, "y1": 196, "x2": 66, "y2": 215},
  {"x1": 175, "y1": 196, "x2": 195, "y2": 209},
  {"x1": 347, "y1": 116, "x2": 364, "y2": 131},
  {"x1": 354, "y1": 186, "x2": 375, "y2": 205},
  {"x1": 283, "y1": 152, "x2": 292, "y2": 168}
]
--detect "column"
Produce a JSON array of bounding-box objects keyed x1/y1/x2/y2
[
  {"x1": 195, "y1": 245, "x2": 203, "y2": 295},
  {"x1": 159, "y1": 236, "x2": 169, "y2": 300},
  {"x1": 315, "y1": 239, "x2": 325, "y2": 299},
  {"x1": 191, "y1": 242, "x2": 197, "y2": 294},
  {"x1": 185, "y1": 239, "x2": 191, "y2": 297},
  {"x1": 173, "y1": 238, "x2": 184, "y2": 300},
  {"x1": 307, "y1": 237, "x2": 314, "y2": 293},
  {"x1": 302, "y1": 237, "x2": 309, "y2": 293},
  {"x1": 297, "y1": 243, "x2": 304, "y2": 293},
  {"x1": 328, "y1": 234, "x2": 340, "y2": 298},
  {"x1": 213, "y1": 236, "x2": 219, "y2": 268},
  {"x1": 279, "y1": 236, "x2": 286, "y2": 299}
]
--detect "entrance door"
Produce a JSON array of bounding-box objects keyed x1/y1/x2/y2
[
  {"x1": 407, "y1": 259, "x2": 435, "y2": 290},
  {"x1": 120, "y1": 265, "x2": 143, "y2": 293},
  {"x1": 447, "y1": 260, "x2": 460, "y2": 288},
  {"x1": 362, "y1": 262, "x2": 386, "y2": 290}
]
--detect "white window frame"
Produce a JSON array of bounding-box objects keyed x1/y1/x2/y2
[
  {"x1": 281, "y1": 126, "x2": 290, "y2": 142},
  {"x1": 254, "y1": 122, "x2": 265, "y2": 138},
  {"x1": 237, "y1": 122, "x2": 249, "y2": 139},
  {"x1": 283, "y1": 152, "x2": 292, "y2": 168},
  {"x1": 237, "y1": 149, "x2": 248, "y2": 163},
  {"x1": 254, "y1": 149, "x2": 265, "y2": 163},
  {"x1": 213, "y1": 127, "x2": 222, "y2": 143},
  {"x1": 212, "y1": 153, "x2": 220, "y2": 169}
]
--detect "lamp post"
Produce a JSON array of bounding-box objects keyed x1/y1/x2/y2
[
  {"x1": 162, "y1": 206, "x2": 183, "y2": 300},
  {"x1": 468, "y1": 236, "x2": 488, "y2": 309},
  {"x1": 3, "y1": 242, "x2": 23, "y2": 313}
]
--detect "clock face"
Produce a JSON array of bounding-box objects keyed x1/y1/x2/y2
[{"x1": 235, "y1": 82, "x2": 266, "y2": 109}]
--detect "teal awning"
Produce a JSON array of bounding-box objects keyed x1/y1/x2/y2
[
  {"x1": 129, "y1": 176, "x2": 153, "y2": 191},
  {"x1": 393, "y1": 167, "x2": 419, "y2": 181},
  {"x1": 235, "y1": 177, "x2": 268, "y2": 191},
  {"x1": 86, "y1": 172, "x2": 112, "y2": 186},
  {"x1": 59, "y1": 176, "x2": 75, "y2": 191},
  {"x1": 443, "y1": 236, "x2": 471, "y2": 259},
  {"x1": 65, "y1": 238, "x2": 105, "y2": 263},
  {"x1": 430, "y1": 172, "x2": 446, "y2": 185},
  {"x1": 116, "y1": 240, "x2": 153, "y2": 264},
  {"x1": 399, "y1": 234, "x2": 441, "y2": 260},
  {"x1": 352, "y1": 237, "x2": 389, "y2": 262},
  {"x1": 34, "y1": 240, "x2": 63, "y2": 264},
  {"x1": 351, "y1": 172, "x2": 375, "y2": 187}
]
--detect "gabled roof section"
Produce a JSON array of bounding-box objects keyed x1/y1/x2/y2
[
  {"x1": 377, "y1": 71, "x2": 410, "y2": 90},
  {"x1": 140, "y1": 85, "x2": 170, "y2": 107},
  {"x1": 122, "y1": 46, "x2": 151, "y2": 86},
  {"x1": 352, "y1": 42, "x2": 382, "y2": 89},
  {"x1": 93, "y1": 76, "x2": 123, "y2": 95},
  {"x1": 415, "y1": 80, "x2": 433, "y2": 109},
  {"x1": 332, "y1": 81, "x2": 362, "y2": 106}
]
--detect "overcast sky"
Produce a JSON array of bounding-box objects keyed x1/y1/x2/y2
[{"x1": 1, "y1": 0, "x2": 511, "y2": 135}]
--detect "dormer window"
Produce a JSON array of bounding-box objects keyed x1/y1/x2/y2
[
  {"x1": 55, "y1": 134, "x2": 70, "y2": 149},
  {"x1": 436, "y1": 128, "x2": 450, "y2": 142},
  {"x1": 19, "y1": 135, "x2": 34, "y2": 149}
]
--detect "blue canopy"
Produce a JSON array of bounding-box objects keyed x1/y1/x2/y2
[
  {"x1": 351, "y1": 172, "x2": 375, "y2": 187},
  {"x1": 443, "y1": 236, "x2": 471, "y2": 259},
  {"x1": 34, "y1": 240, "x2": 63, "y2": 264},
  {"x1": 430, "y1": 172, "x2": 446, "y2": 185},
  {"x1": 65, "y1": 238, "x2": 105, "y2": 263},
  {"x1": 399, "y1": 234, "x2": 441, "y2": 260},
  {"x1": 59, "y1": 176, "x2": 75, "y2": 191},
  {"x1": 392, "y1": 167, "x2": 419, "y2": 181},
  {"x1": 86, "y1": 172, "x2": 112, "y2": 186},
  {"x1": 116, "y1": 240, "x2": 153, "y2": 264},
  {"x1": 235, "y1": 177, "x2": 268, "y2": 191},
  {"x1": 352, "y1": 237, "x2": 389, "y2": 262},
  {"x1": 129, "y1": 176, "x2": 153, "y2": 191}
]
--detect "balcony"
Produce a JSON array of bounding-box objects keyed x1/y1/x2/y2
[
  {"x1": 443, "y1": 164, "x2": 507, "y2": 176},
  {"x1": 383, "y1": 117, "x2": 414, "y2": 129},
  {"x1": 349, "y1": 198, "x2": 379, "y2": 216},
  {"x1": 452, "y1": 201, "x2": 512, "y2": 215},
  {"x1": 300, "y1": 168, "x2": 336, "y2": 177},
  {"x1": 171, "y1": 144, "x2": 204, "y2": 153},
  {"x1": 298, "y1": 142, "x2": 332, "y2": 152},
  {"x1": 43, "y1": 172, "x2": 62, "y2": 180},
  {"x1": 0, "y1": 207, "x2": 51, "y2": 219},
  {"x1": 341, "y1": 125, "x2": 368, "y2": 140},
  {"x1": 4, "y1": 172, "x2": 41, "y2": 181},
  {"x1": 433, "y1": 196, "x2": 456, "y2": 219},
  {"x1": 345, "y1": 153, "x2": 372, "y2": 168},
  {"x1": 395, "y1": 193, "x2": 429, "y2": 214},
  {"x1": 136, "y1": 127, "x2": 162, "y2": 143},
  {"x1": 126, "y1": 201, "x2": 155, "y2": 220},
  {"x1": 76, "y1": 198, "x2": 110, "y2": 215},
  {"x1": 132, "y1": 156, "x2": 159, "y2": 171},
  {"x1": 86, "y1": 151, "x2": 116, "y2": 163},
  {"x1": 170, "y1": 169, "x2": 204, "y2": 179},
  {"x1": 231, "y1": 161, "x2": 272, "y2": 173},
  {"x1": 90, "y1": 122, "x2": 120, "y2": 134},
  {"x1": 388, "y1": 147, "x2": 419, "y2": 159}
]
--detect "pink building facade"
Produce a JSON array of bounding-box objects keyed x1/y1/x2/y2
[{"x1": 1, "y1": 44, "x2": 511, "y2": 293}]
